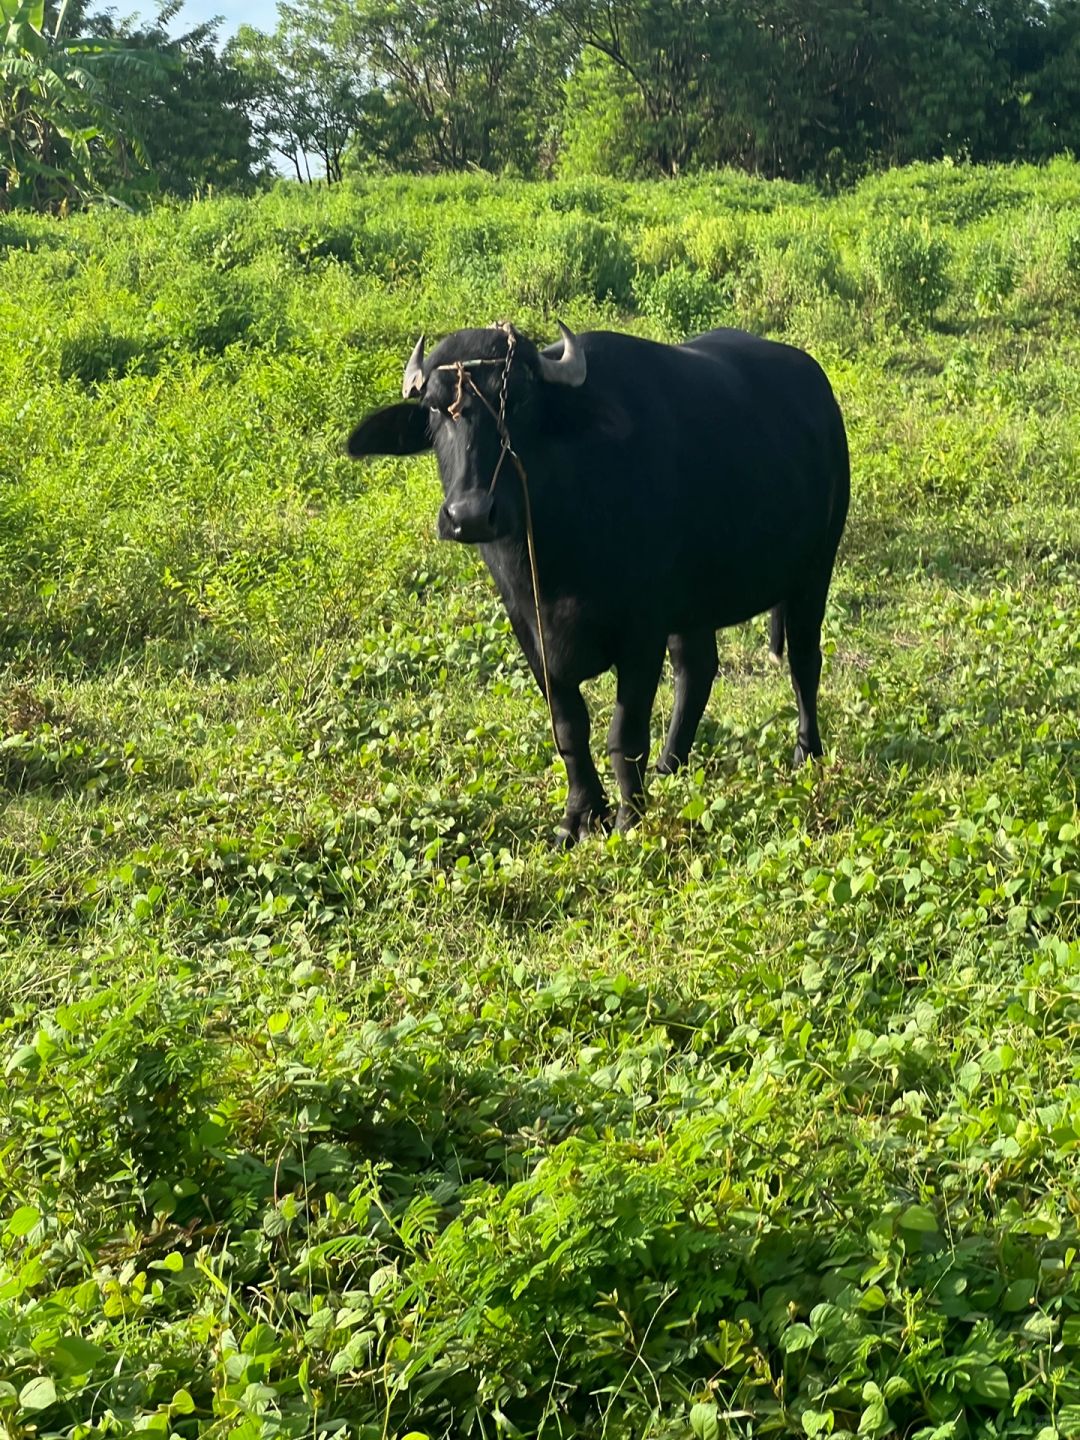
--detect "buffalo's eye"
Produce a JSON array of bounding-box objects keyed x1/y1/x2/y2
[{"x1": 432, "y1": 396, "x2": 468, "y2": 419}]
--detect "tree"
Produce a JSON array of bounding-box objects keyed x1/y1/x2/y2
[
  {"x1": 217, "y1": 0, "x2": 1080, "y2": 186},
  {"x1": 90, "y1": 2, "x2": 266, "y2": 198},
  {"x1": 230, "y1": 6, "x2": 360, "y2": 183},
  {"x1": 1003, "y1": 0, "x2": 1080, "y2": 160},
  {"x1": 552, "y1": 0, "x2": 824, "y2": 177},
  {"x1": 559, "y1": 48, "x2": 642, "y2": 178},
  {"x1": 0, "y1": 0, "x2": 167, "y2": 209},
  {"x1": 325, "y1": 0, "x2": 565, "y2": 174},
  {"x1": 552, "y1": 0, "x2": 1080, "y2": 180}
]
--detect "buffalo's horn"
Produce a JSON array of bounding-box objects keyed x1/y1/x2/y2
[
  {"x1": 402, "y1": 334, "x2": 425, "y2": 398},
  {"x1": 537, "y1": 321, "x2": 586, "y2": 387}
]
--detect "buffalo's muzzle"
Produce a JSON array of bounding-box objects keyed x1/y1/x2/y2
[{"x1": 439, "y1": 493, "x2": 497, "y2": 544}]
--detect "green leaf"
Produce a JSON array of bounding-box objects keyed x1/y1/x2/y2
[
  {"x1": 802, "y1": 1408, "x2": 834, "y2": 1436},
  {"x1": 1002, "y1": 1277, "x2": 1035, "y2": 1311},
  {"x1": 809, "y1": 1303, "x2": 849, "y2": 1339},
  {"x1": 969, "y1": 1366, "x2": 1010, "y2": 1402},
  {"x1": 133, "y1": 1414, "x2": 169, "y2": 1434},
  {"x1": 171, "y1": 1390, "x2": 196, "y2": 1415},
  {"x1": 52, "y1": 1335, "x2": 105, "y2": 1374},
  {"x1": 492, "y1": 1412, "x2": 524, "y2": 1438},
  {"x1": 6, "y1": 1205, "x2": 41, "y2": 1236},
  {"x1": 1022, "y1": 1312, "x2": 1055, "y2": 1341},
  {"x1": 6, "y1": 1045, "x2": 41, "y2": 1075},
  {"x1": 858, "y1": 1396, "x2": 890, "y2": 1437},
  {"x1": 883, "y1": 1375, "x2": 913, "y2": 1400},
  {"x1": 898, "y1": 1204, "x2": 939, "y2": 1233},
  {"x1": 19, "y1": 1377, "x2": 57, "y2": 1412},
  {"x1": 781, "y1": 1323, "x2": 815, "y2": 1353},
  {"x1": 241, "y1": 1322, "x2": 279, "y2": 1356},
  {"x1": 690, "y1": 1404, "x2": 721, "y2": 1440}
]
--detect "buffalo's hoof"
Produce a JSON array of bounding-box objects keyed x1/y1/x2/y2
[
  {"x1": 792, "y1": 741, "x2": 823, "y2": 767},
  {"x1": 655, "y1": 752, "x2": 683, "y2": 776},
  {"x1": 553, "y1": 805, "x2": 612, "y2": 850},
  {"x1": 768, "y1": 649, "x2": 784, "y2": 669}
]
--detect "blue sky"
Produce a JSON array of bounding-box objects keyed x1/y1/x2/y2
[{"x1": 137, "y1": 0, "x2": 280, "y2": 39}]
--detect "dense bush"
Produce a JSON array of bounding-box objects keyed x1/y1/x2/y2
[
  {"x1": 503, "y1": 215, "x2": 636, "y2": 308},
  {"x1": 859, "y1": 219, "x2": 952, "y2": 326},
  {"x1": 637, "y1": 263, "x2": 729, "y2": 334}
]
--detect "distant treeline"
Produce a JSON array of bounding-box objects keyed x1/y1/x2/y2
[{"x1": 5, "y1": 0, "x2": 1080, "y2": 209}]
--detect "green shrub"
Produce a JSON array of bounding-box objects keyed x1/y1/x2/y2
[
  {"x1": 352, "y1": 216, "x2": 425, "y2": 280},
  {"x1": 853, "y1": 162, "x2": 1025, "y2": 226},
  {"x1": 730, "y1": 226, "x2": 845, "y2": 333},
  {"x1": 1058, "y1": 216, "x2": 1080, "y2": 297},
  {"x1": 632, "y1": 222, "x2": 690, "y2": 274},
  {"x1": 547, "y1": 176, "x2": 623, "y2": 214},
  {"x1": 503, "y1": 216, "x2": 634, "y2": 308},
  {"x1": 425, "y1": 215, "x2": 515, "y2": 292},
  {"x1": 0, "y1": 217, "x2": 44, "y2": 252},
  {"x1": 637, "y1": 263, "x2": 728, "y2": 336},
  {"x1": 150, "y1": 266, "x2": 267, "y2": 354},
  {"x1": 1003, "y1": 205, "x2": 1072, "y2": 310},
  {"x1": 964, "y1": 236, "x2": 1017, "y2": 315},
  {"x1": 58, "y1": 328, "x2": 155, "y2": 385},
  {"x1": 165, "y1": 196, "x2": 262, "y2": 270},
  {"x1": 676, "y1": 167, "x2": 810, "y2": 215},
  {"x1": 859, "y1": 219, "x2": 951, "y2": 325},
  {"x1": 683, "y1": 213, "x2": 749, "y2": 281},
  {"x1": 784, "y1": 292, "x2": 868, "y2": 356}
]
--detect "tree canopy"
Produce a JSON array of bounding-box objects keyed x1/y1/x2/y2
[
  {"x1": 3, "y1": 0, "x2": 1080, "y2": 208},
  {"x1": 233, "y1": 0, "x2": 1080, "y2": 182}
]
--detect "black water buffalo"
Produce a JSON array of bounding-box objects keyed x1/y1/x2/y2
[{"x1": 347, "y1": 321, "x2": 849, "y2": 845}]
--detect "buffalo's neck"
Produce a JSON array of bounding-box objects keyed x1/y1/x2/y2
[
  {"x1": 479, "y1": 536, "x2": 535, "y2": 618},
  {"x1": 477, "y1": 529, "x2": 614, "y2": 687}
]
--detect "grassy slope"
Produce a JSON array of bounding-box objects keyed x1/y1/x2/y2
[{"x1": 1, "y1": 162, "x2": 1079, "y2": 1438}]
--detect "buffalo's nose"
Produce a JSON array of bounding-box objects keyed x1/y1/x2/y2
[{"x1": 443, "y1": 493, "x2": 495, "y2": 542}]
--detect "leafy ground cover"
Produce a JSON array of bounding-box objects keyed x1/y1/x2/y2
[{"x1": 1, "y1": 162, "x2": 1080, "y2": 1438}]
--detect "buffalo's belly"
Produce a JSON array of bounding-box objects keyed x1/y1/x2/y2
[
  {"x1": 638, "y1": 524, "x2": 825, "y2": 631},
  {"x1": 667, "y1": 559, "x2": 795, "y2": 632},
  {"x1": 664, "y1": 589, "x2": 780, "y2": 636}
]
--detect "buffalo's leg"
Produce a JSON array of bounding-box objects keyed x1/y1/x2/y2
[
  {"x1": 608, "y1": 644, "x2": 665, "y2": 831},
  {"x1": 549, "y1": 681, "x2": 610, "y2": 846},
  {"x1": 657, "y1": 628, "x2": 718, "y2": 774},
  {"x1": 785, "y1": 577, "x2": 830, "y2": 765},
  {"x1": 506, "y1": 609, "x2": 609, "y2": 846}
]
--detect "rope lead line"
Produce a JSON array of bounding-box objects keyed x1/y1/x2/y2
[{"x1": 442, "y1": 326, "x2": 559, "y2": 757}]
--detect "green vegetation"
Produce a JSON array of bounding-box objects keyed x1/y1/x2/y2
[
  {"x1": 1, "y1": 161, "x2": 1080, "y2": 1437},
  {"x1": 234, "y1": 0, "x2": 1080, "y2": 182},
  {"x1": 0, "y1": 0, "x2": 262, "y2": 211}
]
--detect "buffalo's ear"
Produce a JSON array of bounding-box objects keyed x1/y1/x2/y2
[{"x1": 347, "y1": 403, "x2": 432, "y2": 459}]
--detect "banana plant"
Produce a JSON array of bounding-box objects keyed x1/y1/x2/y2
[{"x1": 0, "y1": 0, "x2": 169, "y2": 209}]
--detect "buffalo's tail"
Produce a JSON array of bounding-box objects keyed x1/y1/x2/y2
[{"x1": 768, "y1": 604, "x2": 785, "y2": 667}]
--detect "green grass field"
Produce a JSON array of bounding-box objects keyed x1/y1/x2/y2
[{"x1": 2, "y1": 161, "x2": 1080, "y2": 1439}]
